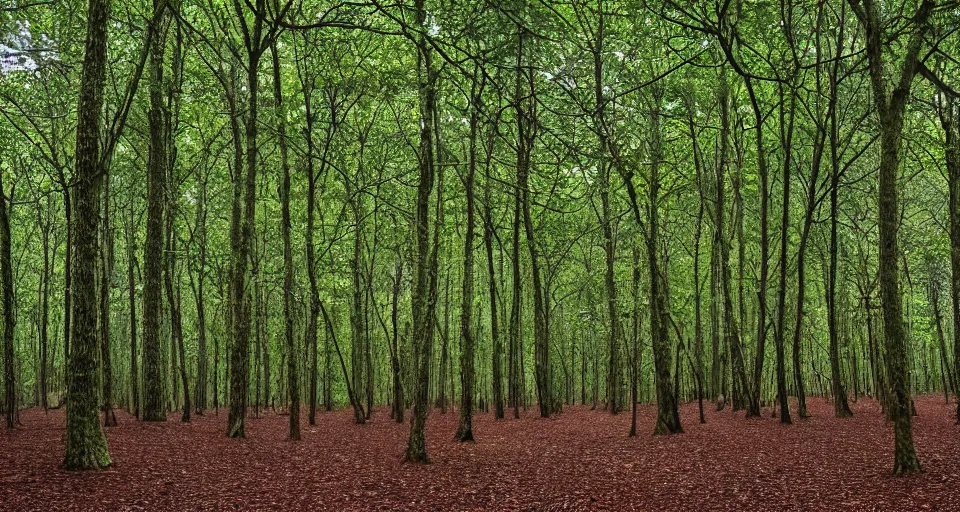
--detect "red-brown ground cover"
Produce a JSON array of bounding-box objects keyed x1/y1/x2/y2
[{"x1": 1, "y1": 396, "x2": 959, "y2": 511}]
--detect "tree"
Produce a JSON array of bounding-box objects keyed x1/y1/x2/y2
[
  {"x1": 456, "y1": 68, "x2": 482, "y2": 442},
  {"x1": 847, "y1": 0, "x2": 934, "y2": 475},
  {"x1": 0, "y1": 161, "x2": 15, "y2": 429},
  {"x1": 141, "y1": 0, "x2": 170, "y2": 423},
  {"x1": 405, "y1": 0, "x2": 440, "y2": 463},
  {"x1": 273, "y1": 40, "x2": 299, "y2": 441},
  {"x1": 63, "y1": 0, "x2": 112, "y2": 469}
]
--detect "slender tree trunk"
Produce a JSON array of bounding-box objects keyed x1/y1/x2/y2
[
  {"x1": 592, "y1": 6, "x2": 621, "y2": 415},
  {"x1": 302, "y1": 62, "x2": 320, "y2": 427},
  {"x1": 406, "y1": 0, "x2": 438, "y2": 462},
  {"x1": 628, "y1": 246, "x2": 642, "y2": 435},
  {"x1": 745, "y1": 73, "x2": 769, "y2": 419},
  {"x1": 165, "y1": 229, "x2": 189, "y2": 422},
  {"x1": 390, "y1": 258, "x2": 404, "y2": 423},
  {"x1": 773, "y1": 83, "x2": 795, "y2": 423},
  {"x1": 39, "y1": 200, "x2": 51, "y2": 412},
  {"x1": 456, "y1": 72, "x2": 481, "y2": 442},
  {"x1": 125, "y1": 204, "x2": 139, "y2": 419},
  {"x1": 828, "y1": 91, "x2": 853, "y2": 418},
  {"x1": 515, "y1": 26, "x2": 551, "y2": 418},
  {"x1": 647, "y1": 86, "x2": 681, "y2": 435},
  {"x1": 937, "y1": 92, "x2": 960, "y2": 422},
  {"x1": 192, "y1": 176, "x2": 208, "y2": 416},
  {"x1": 930, "y1": 278, "x2": 954, "y2": 398},
  {"x1": 508, "y1": 144, "x2": 522, "y2": 420},
  {"x1": 685, "y1": 88, "x2": 707, "y2": 422},
  {"x1": 99, "y1": 166, "x2": 117, "y2": 427},
  {"x1": 483, "y1": 138, "x2": 503, "y2": 420},
  {"x1": 273, "y1": 41, "x2": 299, "y2": 440},
  {"x1": 227, "y1": 4, "x2": 266, "y2": 437}
]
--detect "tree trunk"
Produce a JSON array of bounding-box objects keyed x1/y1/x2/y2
[
  {"x1": 937, "y1": 92, "x2": 960, "y2": 422},
  {"x1": 456, "y1": 72, "x2": 481, "y2": 442},
  {"x1": 482, "y1": 122, "x2": 503, "y2": 420},
  {"x1": 99, "y1": 165, "x2": 117, "y2": 427},
  {"x1": 390, "y1": 258, "x2": 404, "y2": 423},
  {"x1": 191, "y1": 175, "x2": 208, "y2": 416},
  {"x1": 849, "y1": 0, "x2": 932, "y2": 474},
  {"x1": 516, "y1": 26, "x2": 552, "y2": 418},
  {"x1": 745, "y1": 73, "x2": 769, "y2": 419},
  {"x1": 39, "y1": 199, "x2": 51, "y2": 412},
  {"x1": 141, "y1": 0, "x2": 170, "y2": 423},
  {"x1": 592, "y1": 8, "x2": 621, "y2": 415},
  {"x1": 773, "y1": 83, "x2": 795, "y2": 424},
  {"x1": 828, "y1": 80, "x2": 852, "y2": 418},
  {"x1": 0, "y1": 163, "x2": 15, "y2": 429},
  {"x1": 63, "y1": 0, "x2": 112, "y2": 468},
  {"x1": 273, "y1": 41, "x2": 299, "y2": 440},
  {"x1": 302, "y1": 58, "x2": 321, "y2": 426},
  {"x1": 227, "y1": 4, "x2": 266, "y2": 437},
  {"x1": 125, "y1": 203, "x2": 139, "y2": 419},
  {"x1": 646, "y1": 86, "x2": 681, "y2": 435},
  {"x1": 405, "y1": 0, "x2": 438, "y2": 462}
]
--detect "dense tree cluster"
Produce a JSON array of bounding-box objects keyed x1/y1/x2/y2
[{"x1": 1, "y1": 0, "x2": 958, "y2": 475}]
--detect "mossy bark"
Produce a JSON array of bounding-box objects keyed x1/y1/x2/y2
[{"x1": 64, "y1": 0, "x2": 112, "y2": 470}]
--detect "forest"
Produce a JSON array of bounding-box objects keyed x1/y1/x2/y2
[{"x1": 2, "y1": 0, "x2": 960, "y2": 509}]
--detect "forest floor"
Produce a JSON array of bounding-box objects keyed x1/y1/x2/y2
[{"x1": 2, "y1": 396, "x2": 959, "y2": 511}]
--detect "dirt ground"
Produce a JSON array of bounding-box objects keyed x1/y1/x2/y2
[{"x1": 2, "y1": 396, "x2": 958, "y2": 511}]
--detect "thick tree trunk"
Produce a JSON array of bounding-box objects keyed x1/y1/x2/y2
[
  {"x1": 0, "y1": 166, "x2": 15, "y2": 429},
  {"x1": 141, "y1": 0, "x2": 170, "y2": 423},
  {"x1": 63, "y1": 0, "x2": 112, "y2": 468},
  {"x1": 850, "y1": 0, "x2": 932, "y2": 474}
]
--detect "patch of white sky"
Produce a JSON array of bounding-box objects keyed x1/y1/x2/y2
[{"x1": 1, "y1": 19, "x2": 56, "y2": 74}]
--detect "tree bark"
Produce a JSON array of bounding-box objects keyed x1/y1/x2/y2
[
  {"x1": 848, "y1": 0, "x2": 933, "y2": 475},
  {"x1": 63, "y1": 0, "x2": 112, "y2": 468},
  {"x1": 405, "y1": 0, "x2": 438, "y2": 462},
  {"x1": 227, "y1": 1, "x2": 266, "y2": 438},
  {"x1": 937, "y1": 91, "x2": 960, "y2": 422},
  {"x1": 0, "y1": 164, "x2": 15, "y2": 429},
  {"x1": 646, "y1": 85, "x2": 681, "y2": 435},
  {"x1": 456, "y1": 72, "x2": 481, "y2": 442},
  {"x1": 141, "y1": 0, "x2": 170, "y2": 423},
  {"x1": 273, "y1": 41, "x2": 299, "y2": 440}
]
